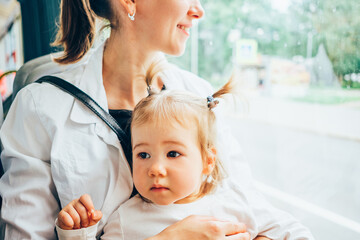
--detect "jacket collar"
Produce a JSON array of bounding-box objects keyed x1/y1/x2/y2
[
  {"x1": 68, "y1": 42, "x2": 121, "y2": 149},
  {"x1": 69, "y1": 42, "x2": 108, "y2": 124}
]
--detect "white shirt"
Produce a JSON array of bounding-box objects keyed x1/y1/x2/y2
[
  {"x1": 0, "y1": 42, "x2": 313, "y2": 239},
  {"x1": 56, "y1": 180, "x2": 314, "y2": 240}
]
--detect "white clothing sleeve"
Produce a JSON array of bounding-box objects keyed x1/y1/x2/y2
[
  {"x1": 244, "y1": 186, "x2": 314, "y2": 240},
  {"x1": 55, "y1": 219, "x2": 98, "y2": 240},
  {"x1": 0, "y1": 88, "x2": 60, "y2": 239},
  {"x1": 218, "y1": 114, "x2": 314, "y2": 239},
  {"x1": 101, "y1": 209, "x2": 124, "y2": 240},
  {"x1": 215, "y1": 113, "x2": 254, "y2": 188}
]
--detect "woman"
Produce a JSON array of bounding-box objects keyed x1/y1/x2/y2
[{"x1": 0, "y1": 0, "x2": 313, "y2": 239}]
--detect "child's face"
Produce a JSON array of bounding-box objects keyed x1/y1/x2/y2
[{"x1": 132, "y1": 120, "x2": 207, "y2": 205}]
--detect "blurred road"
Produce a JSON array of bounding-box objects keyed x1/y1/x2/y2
[{"x1": 228, "y1": 94, "x2": 360, "y2": 239}]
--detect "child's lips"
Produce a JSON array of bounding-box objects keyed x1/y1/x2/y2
[{"x1": 150, "y1": 184, "x2": 169, "y2": 192}]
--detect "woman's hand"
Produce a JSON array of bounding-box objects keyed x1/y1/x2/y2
[
  {"x1": 57, "y1": 194, "x2": 102, "y2": 230},
  {"x1": 147, "y1": 215, "x2": 250, "y2": 240},
  {"x1": 254, "y1": 237, "x2": 272, "y2": 240}
]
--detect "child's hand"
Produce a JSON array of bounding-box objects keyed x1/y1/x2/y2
[{"x1": 58, "y1": 194, "x2": 102, "y2": 230}]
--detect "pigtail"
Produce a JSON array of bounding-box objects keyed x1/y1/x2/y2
[
  {"x1": 144, "y1": 55, "x2": 169, "y2": 94},
  {"x1": 52, "y1": 0, "x2": 96, "y2": 64},
  {"x1": 200, "y1": 74, "x2": 239, "y2": 195},
  {"x1": 212, "y1": 74, "x2": 237, "y2": 99},
  {"x1": 206, "y1": 74, "x2": 238, "y2": 110}
]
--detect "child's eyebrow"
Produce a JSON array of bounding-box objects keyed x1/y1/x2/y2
[
  {"x1": 133, "y1": 141, "x2": 186, "y2": 151},
  {"x1": 133, "y1": 143, "x2": 148, "y2": 150},
  {"x1": 162, "y1": 141, "x2": 186, "y2": 148}
]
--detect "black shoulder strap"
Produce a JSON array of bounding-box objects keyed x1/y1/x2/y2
[{"x1": 35, "y1": 76, "x2": 133, "y2": 170}]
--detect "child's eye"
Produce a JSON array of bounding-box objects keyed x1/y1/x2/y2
[
  {"x1": 138, "y1": 152, "x2": 151, "y2": 159},
  {"x1": 167, "y1": 151, "x2": 180, "y2": 158}
]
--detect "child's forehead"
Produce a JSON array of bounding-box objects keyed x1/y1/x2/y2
[
  {"x1": 131, "y1": 117, "x2": 200, "y2": 147},
  {"x1": 134, "y1": 116, "x2": 195, "y2": 128},
  {"x1": 134, "y1": 116, "x2": 196, "y2": 130}
]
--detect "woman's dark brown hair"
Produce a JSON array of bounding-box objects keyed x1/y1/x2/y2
[{"x1": 53, "y1": 0, "x2": 115, "y2": 64}]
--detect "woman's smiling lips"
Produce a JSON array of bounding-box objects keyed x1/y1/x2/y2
[{"x1": 177, "y1": 23, "x2": 192, "y2": 36}]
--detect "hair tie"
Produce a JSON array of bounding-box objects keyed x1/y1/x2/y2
[
  {"x1": 147, "y1": 85, "x2": 158, "y2": 96},
  {"x1": 207, "y1": 96, "x2": 219, "y2": 109}
]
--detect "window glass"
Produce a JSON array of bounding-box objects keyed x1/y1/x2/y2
[{"x1": 169, "y1": 0, "x2": 360, "y2": 239}]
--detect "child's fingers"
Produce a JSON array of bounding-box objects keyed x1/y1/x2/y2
[
  {"x1": 66, "y1": 206, "x2": 82, "y2": 229},
  {"x1": 74, "y1": 200, "x2": 90, "y2": 228},
  {"x1": 89, "y1": 210, "x2": 103, "y2": 226},
  {"x1": 58, "y1": 194, "x2": 98, "y2": 230},
  {"x1": 58, "y1": 210, "x2": 75, "y2": 230},
  {"x1": 79, "y1": 194, "x2": 95, "y2": 212}
]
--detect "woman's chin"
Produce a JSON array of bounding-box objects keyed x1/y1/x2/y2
[
  {"x1": 166, "y1": 45, "x2": 187, "y2": 57},
  {"x1": 174, "y1": 50, "x2": 186, "y2": 57}
]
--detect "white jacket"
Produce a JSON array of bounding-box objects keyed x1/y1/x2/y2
[{"x1": 0, "y1": 42, "x2": 313, "y2": 239}]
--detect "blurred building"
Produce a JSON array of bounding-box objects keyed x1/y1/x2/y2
[
  {"x1": 0, "y1": 0, "x2": 21, "y2": 99},
  {"x1": 0, "y1": 0, "x2": 60, "y2": 99}
]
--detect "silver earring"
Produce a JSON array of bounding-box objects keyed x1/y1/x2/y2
[{"x1": 128, "y1": 12, "x2": 135, "y2": 21}]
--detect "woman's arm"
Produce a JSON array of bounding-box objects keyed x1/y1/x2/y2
[
  {"x1": 146, "y1": 215, "x2": 250, "y2": 240},
  {"x1": 216, "y1": 117, "x2": 314, "y2": 239},
  {"x1": 254, "y1": 237, "x2": 271, "y2": 240},
  {"x1": 0, "y1": 88, "x2": 59, "y2": 239}
]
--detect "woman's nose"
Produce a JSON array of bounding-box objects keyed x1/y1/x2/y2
[
  {"x1": 148, "y1": 161, "x2": 167, "y2": 177},
  {"x1": 188, "y1": 0, "x2": 204, "y2": 19}
]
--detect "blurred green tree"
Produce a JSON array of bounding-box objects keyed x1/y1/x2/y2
[
  {"x1": 168, "y1": 0, "x2": 360, "y2": 87},
  {"x1": 292, "y1": 0, "x2": 360, "y2": 79}
]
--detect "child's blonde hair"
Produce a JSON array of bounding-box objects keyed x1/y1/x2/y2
[{"x1": 131, "y1": 74, "x2": 236, "y2": 199}]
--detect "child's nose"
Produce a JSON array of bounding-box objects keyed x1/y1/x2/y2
[{"x1": 148, "y1": 161, "x2": 167, "y2": 177}]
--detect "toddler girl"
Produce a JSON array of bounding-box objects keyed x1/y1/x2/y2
[{"x1": 56, "y1": 77, "x2": 313, "y2": 240}]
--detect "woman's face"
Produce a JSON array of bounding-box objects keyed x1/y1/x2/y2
[{"x1": 135, "y1": 0, "x2": 204, "y2": 56}]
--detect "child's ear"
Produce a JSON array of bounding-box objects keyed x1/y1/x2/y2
[{"x1": 202, "y1": 147, "x2": 217, "y2": 175}]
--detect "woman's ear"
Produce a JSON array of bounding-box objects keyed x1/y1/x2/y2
[
  {"x1": 202, "y1": 147, "x2": 217, "y2": 175},
  {"x1": 118, "y1": 0, "x2": 136, "y2": 15}
]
